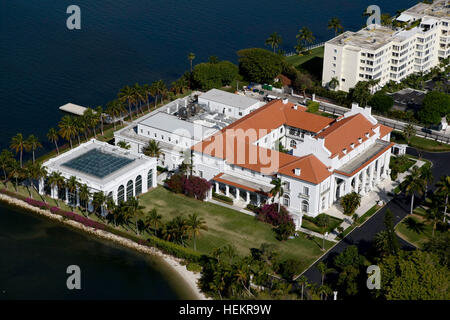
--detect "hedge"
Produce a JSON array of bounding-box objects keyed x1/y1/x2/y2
[
  {"x1": 146, "y1": 235, "x2": 203, "y2": 262},
  {"x1": 212, "y1": 192, "x2": 234, "y2": 204}
]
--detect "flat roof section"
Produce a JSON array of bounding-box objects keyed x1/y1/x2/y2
[
  {"x1": 199, "y1": 89, "x2": 259, "y2": 109},
  {"x1": 59, "y1": 103, "x2": 89, "y2": 116},
  {"x1": 139, "y1": 112, "x2": 216, "y2": 140},
  {"x1": 62, "y1": 149, "x2": 135, "y2": 179},
  {"x1": 213, "y1": 173, "x2": 273, "y2": 195},
  {"x1": 335, "y1": 139, "x2": 391, "y2": 175}
]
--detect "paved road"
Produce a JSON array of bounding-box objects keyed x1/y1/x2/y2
[{"x1": 302, "y1": 148, "x2": 450, "y2": 285}]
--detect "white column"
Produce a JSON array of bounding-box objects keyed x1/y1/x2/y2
[
  {"x1": 225, "y1": 185, "x2": 230, "y2": 197},
  {"x1": 376, "y1": 159, "x2": 382, "y2": 182},
  {"x1": 369, "y1": 164, "x2": 375, "y2": 191},
  {"x1": 345, "y1": 178, "x2": 352, "y2": 195},
  {"x1": 51, "y1": 185, "x2": 58, "y2": 199},
  {"x1": 65, "y1": 187, "x2": 69, "y2": 204},
  {"x1": 76, "y1": 187, "x2": 80, "y2": 207},
  {"x1": 355, "y1": 173, "x2": 360, "y2": 194},
  {"x1": 256, "y1": 194, "x2": 261, "y2": 206},
  {"x1": 215, "y1": 182, "x2": 219, "y2": 193},
  {"x1": 236, "y1": 188, "x2": 240, "y2": 201},
  {"x1": 38, "y1": 178, "x2": 45, "y2": 195},
  {"x1": 361, "y1": 170, "x2": 367, "y2": 195},
  {"x1": 246, "y1": 191, "x2": 250, "y2": 204}
]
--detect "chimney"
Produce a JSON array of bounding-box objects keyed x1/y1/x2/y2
[
  {"x1": 283, "y1": 98, "x2": 288, "y2": 105},
  {"x1": 294, "y1": 168, "x2": 301, "y2": 176}
]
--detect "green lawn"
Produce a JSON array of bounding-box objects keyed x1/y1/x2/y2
[
  {"x1": 286, "y1": 47, "x2": 324, "y2": 68},
  {"x1": 391, "y1": 132, "x2": 450, "y2": 152},
  {"x1": 2, "y1": 180, "x2": 333, "y2": 272},
  {"x1": 301, "y1": 214, "x2": 342, "y2": 234},
  {"x1": 396, "y1": 207, "x2": 448, "y2": 249},
  {"x1": 139, "y1": 187, "x2": 333, "y2": 270}
]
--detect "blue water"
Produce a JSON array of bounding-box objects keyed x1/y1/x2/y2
[
  {"x1": 0, "y1": 0, "x2": 418, "y2": 299},
  {"x1": 0, "y1": 0, "x2": 417, "y2": 152}
]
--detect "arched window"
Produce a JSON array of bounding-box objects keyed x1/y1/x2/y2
[
  {"x1": 107, "y1": 192, "x2": 113, "y2": 201},
  {"x1": 321, "y1": 196, "x2": 326, "y2": 210},
  {"x1": 290, "y1": 140, "x2": 297, "y2": 148},
  {"x1": 283, "y1": 195, "x2": 290, "y2": 207},
  {"x1": 126, "y1": 180, "x2": 134, "y2": 200},
  {"x1": 117, "y1": 185, "x2": 125, "y2": 203},
  {"x1": 302, "y1": 200, "x2": 309, "y2": 213},
  {"x1": 135, "y1": 175, "x2": 142, "y2": 196},
  {"x1": 147, "y1": 169, "x2": 153, "y2": 189}
]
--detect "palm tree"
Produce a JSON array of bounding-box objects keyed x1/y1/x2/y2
[
  {"x1": 340, "y1": 192, "x2": 362, "y2": 215},
  {"x1": 0, "y1": 149, "x2": 14, "y2": 184},
  {"x1": 265, "y1": 32, "x2": 283, "y2": 53},
  {"x1": 132, "y1": 83, "x2": 145, "y2": 116},
  {"x1": 186, "y1": 213, "x2": 208, "y2": 251},
  {"x1": 118, "y1": 85, "x2": 136, "y2": 120},
  {"x1": 105, "y1": 100, "x2": 125, "y2": 128},
  {"x1": 156, "y1": 80, "x2": 168, "y2": 105},
  {"x1": 426, "y1": 197, "x2": 443, "y2": 238},
  {"x1": 436, "y1": 175, "x2": 450, "y2": 222},
  {"x1": 47, "y1": 171, "x2": 65, "y2": 206},
  {"x1": 8, "y1": 160, "x2": 22, "y2": 192},
  {"x1": 58, "y1": 116, "x2": 76, "y2": 149},
  {"x1": 10, "y1": 133, "x2": 26, "y2": 167},
  {"x1": 78, "y1": 183, "x2": 91, "y2": 214},
  {"x1": 296, "y1": 275, "x2": 309, "y2": 300},
  {"x1": 145, "y1": 208, "x2": 162, "y2": 235},
  {"x1": 92, "y1": 191, "x2": 107, "y2": 217},
  {"x1": 188, "y1": 52, "x2": 196, "y2": 72},
  {"x1": 95, "y1": 106, "x2": 104, "y2": 136},
  {"x1": 143, "y1": 140, "x2": 162, "y2": 158},
  {"x1": 404, "y1": 166, "x2": 425, "y2": 214},
  {"x1": 66, "y1": 176, "x2": 79, "y2": 210},
  {"x1": 47, "y1": 128, "x2": 60, "y2": 155},
  {"x1": 30, "y1": 161, "x2": 47, "y2": 202},
  {"x1": 296, "y1": 27, "x2": 315, "y2": 53},
  {"x1": 403, "y1": 123, "x2": 416, "y2": 144},
  {"x1": 419, "y1": 165, "x2": 433, "y2": 197},
  {"x1": 270, "y1": 177, "x2": 284, "y2": 212},
  {"x1": 23, "y1": 161, "x2": 35, "y2": 197},
  {"x1": 26, "y1": 135, "x2": 42, "y2": 163},
  {"x1": 126, "y1": 197, "x2": 145, "y2": 234},
  {"x1": 316, "y1": 261, "x2": 334, "y2": 286},
  {"x1": 141, "y1": 84, "x2": 152, "y2": 112},
  {"x1": 327, "y1": 17, "x2": 343, "y2": 36}
]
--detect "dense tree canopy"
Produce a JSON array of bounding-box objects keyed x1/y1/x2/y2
[
  {"x1": 237, "y1": 48, "x2": 285, "y2": 83},
  {"x1": 192, "y1": 60, "x2": 239, "y2": 90},
  {"x1": 378, "y1": 250, "x2": 450, "y2": 300},
  {"x1": 417, "y1": 91, "x2": 450, "y2": 125},
  {"x1": 369, "y1": 92, "x2": 394, "y2": 114}
]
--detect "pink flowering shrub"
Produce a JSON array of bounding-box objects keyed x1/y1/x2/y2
[
  {"x1": 166, "y1": 174, "x2": 211, "y2": 200},
  {"x1": 257, "y1": 203, "x2": 293, "y2": 227},
  {"x1": 50, "y1": 206, "x2": 105, "y2": 230},
  {"x1": 25, "y1": 198, "x2": 51, "y2": 210}
]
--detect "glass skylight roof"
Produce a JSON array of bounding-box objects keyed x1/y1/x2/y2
[{"x1": 62, "y1": 149, "x2": 134, "y2": 178}]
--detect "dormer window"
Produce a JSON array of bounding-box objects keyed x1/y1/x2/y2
[
  {"x1": 358, "y1": 138, "x2": 362, "y2": 143},
  {"x1": 365, "y1": 132, "x2": 370, "y2": 138},
  {"x1": 350, "y1": 143, "x2": 355, "y2": 149},
  {"x1": 342, "y1": 148, "x2": 347, "y2": 155},
  {"x1": 294, "y1": 168, "x2": 301, "y2": 176}
]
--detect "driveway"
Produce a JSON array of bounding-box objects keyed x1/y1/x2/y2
[{"x1": 302, "y1": 148, "x2": 450, "y2": 285}]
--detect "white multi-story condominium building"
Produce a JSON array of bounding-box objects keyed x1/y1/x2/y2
[
  {"x1": 115, "y1": 90, "x2": 263, "y2": 170},
  {"x1": 42, "y1": 139, "x2": 157, "y2": 210},
  {"x1": 322, "y1": 0, "x2": 450, "y2": 92},
  {"x1": 192, "y1": 99, "x2": 393, "y2": 229}
]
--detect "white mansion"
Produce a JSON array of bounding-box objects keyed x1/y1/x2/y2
[
  {"x1": 322, "y1": 0, "x2": 450, "y2": 92},
  {"x1": 192, "y1": 99, "x2": 394, "y2": 229}
]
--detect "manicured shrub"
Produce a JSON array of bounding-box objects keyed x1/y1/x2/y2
[
  {"x1": 146, "y1": 235, "x2": 203, "y2": 262},
  {"x1": 166, "y1": 174, "x2": 184, "y2": 193},
  {"x1": 213, "y1": 192, "x2": 234, "y2": 204}
]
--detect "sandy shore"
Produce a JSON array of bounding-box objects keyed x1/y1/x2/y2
[{"x1": 0, "y1": 193, "x2": 208, "y2": 300}]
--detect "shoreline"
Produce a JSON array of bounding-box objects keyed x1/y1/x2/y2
[{"x1": 0, "y1": 193, "x2": 208, "y2": 300}]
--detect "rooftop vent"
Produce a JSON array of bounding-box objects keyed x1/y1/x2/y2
[
  {"x1": 358, "y1": 137, "x2": 363, "y2": 143},
  {"x1": 294, "y1": 168, "x2": 301, "y2": 176}
]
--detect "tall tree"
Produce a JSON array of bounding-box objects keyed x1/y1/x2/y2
[
  {"x1": 47, "y1": 171, "x2": 65, "y2": 206},
  {"x1": 270, "y1": 177, "x2": 284, "y2": 213},
  {"x1": 265, "y1": 32, "x2": 283, "y2": 53},
  {"x1": 419, "y1": 165, "x2": 433, "y2": 197},
  {"x1": 58, "y1": 116, "x2": 76, "y2": 149},
  {"x1": 95, "y1": 106, "x2": 104, "y2": 136},
  {"x1": 327, "y1": 17, "x2": 343, "y2": 36},
  {"x1": 47, "y1": 128, "x2": 60, "y2": 155},
  {"x1": 186, "y1": 212, "x2": 208, "y2": 251},
  {"x1": 436, "y1": 175, "x2": 450, "y2": 222},
  {"x1": 316, "y1": 261, "x2": 334, "y2": 286},
  {"x1": 78, "y1": 183, "x2": 91, "y2": 215},
  {"x1": 10, "y1": 133, "x2": 27, "y2": 167},
  {"x1": 188, "y1": 52, "x2": 196, "y2": 72},
  {"x1": 404, "y1": 166, "x2": 425, "y2": 214},
  {"x1": 118, "y1": 85, "x2": 136, "y2": 120},
  {"x1": 126, "y1": 197, "x2": 144, "y2": 235},
  {"x1": 26, "y1": 135, "x2": 42, "y2": 163},
  {"x1": 296, "y1": 27, "x2": 315, "y2": 52},
  {"x1": 143, "y1": 140, "x2": 162, "y2": 158},
  {"x1": 384, "y1": 209, "x2": 399, "y2": 255},
  {"x1": 66, "y1": 176, "x2": 79, "y2": 210},
  {"x1": 402, "y1": 123, "x2": 416, "y2": 144},
  {"x1": 0, "y1": 149, "x2": 14, "y2": 183},
  {"x1": 145, "y1": 208, "x2": 162, "y2": 235}
]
